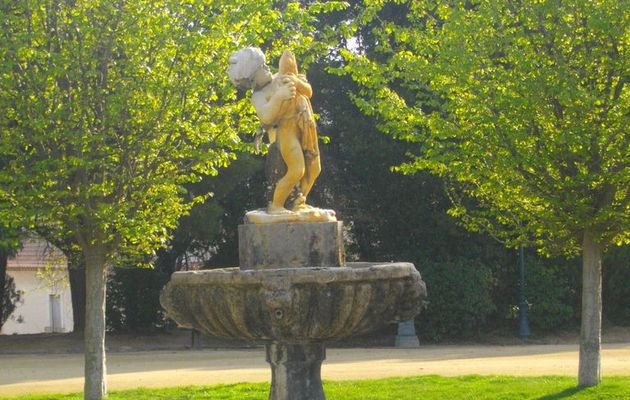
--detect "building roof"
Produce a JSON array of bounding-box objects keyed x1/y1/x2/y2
[{"x1": 6, "y1": 238, "x2": 68, "y2": 271}]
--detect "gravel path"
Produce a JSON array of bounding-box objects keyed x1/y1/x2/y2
[{"x1": 1, "y1": 343, "x2": 629, "y2": 396}]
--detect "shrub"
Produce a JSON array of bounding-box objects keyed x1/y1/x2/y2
[
  {"x1": 603, "y1": 246, "x2": 630, "y2": 326},
  {"x1": 519, "y1": 257, "x2": 576, "y2": 331},
  {"x1": 1, "y1": 275, "x2": 22, "y2": 328},
  {"x1": 416, "y1": 257, "x2": 495, "y2": 341},
  {"x1": 106, "y1": 267, "x2": 169, "y2": 333}
]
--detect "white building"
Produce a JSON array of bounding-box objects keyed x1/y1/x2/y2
[{"x1": 1, "y1": 237, "x2": 74, "y2": 335}]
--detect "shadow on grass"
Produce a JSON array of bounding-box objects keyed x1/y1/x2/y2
[{"x1": 537, "y1": 386, "x2": 585, "y2": 399}]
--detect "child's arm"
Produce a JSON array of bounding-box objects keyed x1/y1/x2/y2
[
  {"x1": 295, "y1": 74, "x2": 312, "y2": 98},
  {"x1": 281, "y1": 73, "x2": 312, "y2": 98}
]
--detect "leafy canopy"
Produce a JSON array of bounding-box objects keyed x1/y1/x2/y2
[
  {"x1": 0, "y1": 0, "x2": 347, "y2": 260},
  {"x1": 340, "y1": 0, "x2": 629, "y2": 254}
]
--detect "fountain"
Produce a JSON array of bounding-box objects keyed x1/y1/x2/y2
[{"x1": 160, "y1": 48, "x2": 427, "y2": 400}]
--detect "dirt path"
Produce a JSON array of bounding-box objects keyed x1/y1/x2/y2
[{"x1": 1, "y1": 343, "x2": 629, "y2": 396}]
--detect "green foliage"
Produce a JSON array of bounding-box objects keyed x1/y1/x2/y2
[
  {"x1": 106, "y1": 267, "x2": 169, "y2": 333},
  {"x1": 0, "y1": 227, "x2": 22, "y2": 329},
  {"x1": 416, "y1": 258, "x2": 496, "y2": 341},
  {"x1": 5, "y1": 376, "x2": 630, "y2": 400},
  {"x1": 341, "y1": 0, "x2": 629, "y2": 255},
  {"x1": 0, "y1": 274, "x2": 22, "y2": 328},
  {"x1": 308, "y1": 53, "x2": 515, "y2": 265},
  {"x1": 155, "y1": 153, "x2": 265, "y2": 273},
  {"x1": 521, "y1": 257, "x2": 576, "y2": 331},
  {"x1": 0, "y1": 0, "x2": 347, "y2": 262},
  {"x1": 603, "y1": 246, "x2": 630, "y2": 325},
  {"x1": 0, "y1": 226, "x2": 21, "y2": 256}
]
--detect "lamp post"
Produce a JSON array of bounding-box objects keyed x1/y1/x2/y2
[{"x1": 518, "y1": 245, "x2": 531, "y2": 339}]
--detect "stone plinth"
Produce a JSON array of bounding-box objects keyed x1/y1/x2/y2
[{"x1": 238, "y1": 221, "x2": 344, "y2": 270}]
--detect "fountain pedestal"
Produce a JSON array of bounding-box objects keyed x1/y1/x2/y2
[
  {"x1": 161, "y1": 220, "x2": 427, "y2": 400},
  {"x1": 266, "y1": 342, "x2": 326, "y2": 400}
]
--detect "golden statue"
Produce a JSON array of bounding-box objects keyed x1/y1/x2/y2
[{"x1": 228, "y1": 48, "x2": 335, "y2": 223}]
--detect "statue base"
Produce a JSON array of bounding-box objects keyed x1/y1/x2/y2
[
  {"x1": 238, "y1": 221, "x2": 344, "y2": 270},
  {"x1": 244, "y1": 208, "x2": 336, "y2": 224}
]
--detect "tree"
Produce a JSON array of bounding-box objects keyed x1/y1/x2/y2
[
  {"x1": 342, "y1": 0, "x2": 628, "y2": 387},
  {"x1": 0, "y1": 275, "x2": 22, "y2": 329},
  {"x1": 0, "y1": 1, "x2": 345, "y2": 398},
  {"x1": 0, "y1": 226, "x2": 22, "y2": 330}
]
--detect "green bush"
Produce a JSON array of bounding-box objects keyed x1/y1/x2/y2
[
  {"x1": 603, "y1": 246, "x2": 630, "y2": 326},
  {"x1": 519, "y1": 257, "x2": 576, "y2": 331},
  {"x1": 106, "y1": 267, "x2": 169, "y2": 333},
  {"x1": 416, "y1": 257, "x2": 496, "y2": 341},
  {"x1": 1, "y1": 274, "x2": 22, "y2": 328}
]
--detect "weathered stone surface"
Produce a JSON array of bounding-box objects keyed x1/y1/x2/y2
[
  {"x1": 159, "y1": 262, "x2": 427, "y2": 342},
  {"x1": 266, "y1": 342, "x2": 325, "y2": 400},
  {"x1": 238, "y1": 222, "x2": 344, "y2": 270},
  {"x1": 244, "y1": 208, "x2": 336, "y2": 224},
  {"x1": 161, "y1": 221, "x2": 428, "y2": 400}
]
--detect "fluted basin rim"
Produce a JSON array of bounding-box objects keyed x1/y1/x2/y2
[
  {"x1": 167, "y1": 262, "x2": 417, "y2": 287},
  {"x1": 160, "y1": 261, "x2": 426, "y2": 342}
]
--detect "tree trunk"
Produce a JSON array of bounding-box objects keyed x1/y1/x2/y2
[
  {"x1": 84, "y1": 248, "x2": 108, "y2": 400},
  {"x1": 578, "y1": 231, "x2": 602, "y2": 387},
  {"x1": 69, "y1": 256, "x2": 87, "y2": 333}
]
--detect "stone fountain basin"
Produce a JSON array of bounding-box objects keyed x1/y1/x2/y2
[{"x1": 160, "y1": 262, "x2": 426, "y2": 343}]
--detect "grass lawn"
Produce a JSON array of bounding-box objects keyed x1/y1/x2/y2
[{"x1": 2, "y1": 375, "x2": 629, "y2": 399}]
